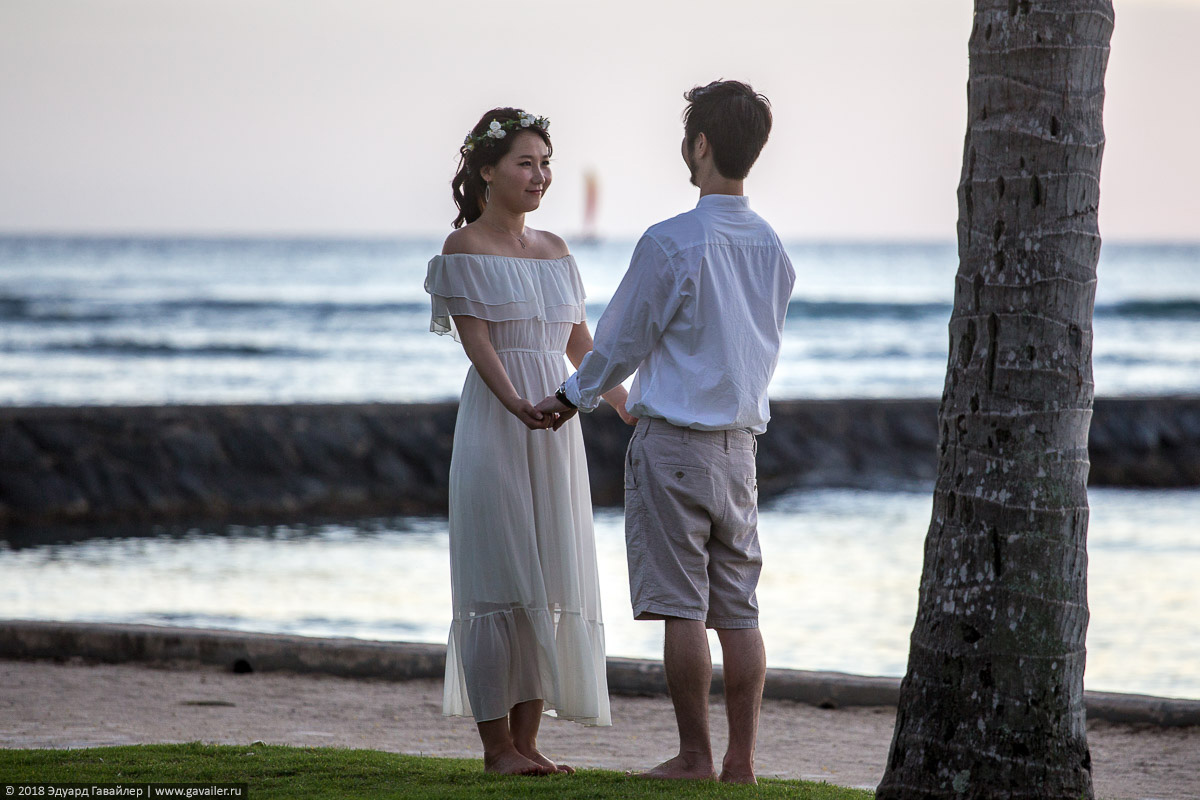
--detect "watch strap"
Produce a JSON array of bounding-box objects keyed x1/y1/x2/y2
[{"x1": 555, "y1": 383, "x2": 577, "y2": 410}]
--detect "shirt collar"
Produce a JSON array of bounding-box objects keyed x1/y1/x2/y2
[{"x1": 696, "y1": 194, "x2": 750, "y2": 212}]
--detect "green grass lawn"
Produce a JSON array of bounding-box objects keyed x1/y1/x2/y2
[{"x1": 0, "y1": 744, "x2": 874, "y2": 799}]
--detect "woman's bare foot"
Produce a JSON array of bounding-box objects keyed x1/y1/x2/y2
[
  {"x1": 483, "y1": 747, "x2": 554, "y2": 776},
  {"x1": 515, "y1": 745, "x2": 575, "y2": 775},
  {"x1": 629, "y1": 754, "x2": 717, "y2": 781}
]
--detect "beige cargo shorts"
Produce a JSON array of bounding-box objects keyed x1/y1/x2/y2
[{"x1": 622, "y1": 416, "x2": 761, "y2": 629}]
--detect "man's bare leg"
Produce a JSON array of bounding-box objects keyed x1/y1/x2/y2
[
  {"x1": 637, "y1": 618, "x2": 718, "y2": 780},
  {"x1": 510, "y1": 699, "x2": 574, "y2": 774},
  {"x1": 477, "y1": 712, "x2": 553, "y2": 775},
  {"x1": 715, "y1": 627, "x2": 766, "y2": 784}
]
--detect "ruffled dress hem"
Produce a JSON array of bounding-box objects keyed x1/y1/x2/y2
[{"x1": 442, "y1": 607, "x2": 611, "y2": 727}]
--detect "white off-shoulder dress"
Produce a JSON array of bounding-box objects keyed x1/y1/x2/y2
[{"x1": 425, "y1": 253, "x2": 611, "y2": 727}]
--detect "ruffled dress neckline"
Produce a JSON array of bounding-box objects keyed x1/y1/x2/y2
[{"x1": 425, "y1": 253, "x2": 587, "y2": 341}]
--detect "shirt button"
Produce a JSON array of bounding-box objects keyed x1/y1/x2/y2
[{"x1": 675, "y1": 471, "x2": 684, "y2": 479}]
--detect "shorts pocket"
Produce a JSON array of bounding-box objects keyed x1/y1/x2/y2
[
  {"x1": 624, "y1": 437, "x2": 639, "y2": 490},
  {"x1": 656, "y1": 463, "x2": 709, "y2": 483}
]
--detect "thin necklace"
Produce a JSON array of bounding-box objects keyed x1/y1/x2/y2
[{"x1": 483, "y1": 220, "x2": 527, "y2": 249}]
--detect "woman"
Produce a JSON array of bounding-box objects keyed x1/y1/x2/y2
[{"x1": 425, "y1": 107, "x2": 633, "y2": 776}]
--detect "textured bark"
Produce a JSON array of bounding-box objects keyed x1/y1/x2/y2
[{"x1": 876, "y1": 2, "x2": 1113, "y2": 799}]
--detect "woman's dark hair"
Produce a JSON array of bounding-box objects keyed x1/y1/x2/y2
[
  {"x1": 451, "y1": 107, "x2": 553, "y2": 228},
  {"x1": 682, "y1": 80, "x2": 772, "y2": 180}
]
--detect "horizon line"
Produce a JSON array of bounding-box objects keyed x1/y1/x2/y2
[{"x1": 2, "y1": 231, "x2": 1198, "y2": 248}]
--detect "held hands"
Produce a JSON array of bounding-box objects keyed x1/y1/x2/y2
[
  {"x1": 523, "y1": 391, "x2": 638, "y2": 432},
  {"x1": 534, "y1": 395, "x2": 578, "y2": 431},
  {"x1": 506, "y1": 396, "x2": 574, "y2": 431},
  {"x1": 508, "y1": 397, "x2": 555, "y2": 431},
  {"x1": 515, "y1": 390, "x2": 637, "y2": 432}
]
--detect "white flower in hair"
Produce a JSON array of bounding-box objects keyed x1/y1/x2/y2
[
  {"x1": 485, "y1": 119, "x2": 507, "y2": 139},
  {"x1": 464, "y1": 113, "x2": 545, "y2": 150}
]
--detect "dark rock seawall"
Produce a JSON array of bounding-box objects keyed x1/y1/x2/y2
[{"x1": 1, "y1": 397, "x2": 1198, "y2": 529}]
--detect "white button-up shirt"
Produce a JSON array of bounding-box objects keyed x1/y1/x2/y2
[{"x1": 564, "y1": 194, "x2": 795, "y2": 434}]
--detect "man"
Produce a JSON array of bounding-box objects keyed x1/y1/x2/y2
[{"x1": 536, "y1": 80, "x2": 794, "y2": 784}]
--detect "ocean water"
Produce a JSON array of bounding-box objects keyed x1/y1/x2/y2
[
  {"x1": 1, "y1": 487, "x2": 1197, "y2": 701},
  {"x1": 0, "y1": 236, "x2": 1198, "y2": 404},
  {"x1": 1, "y1": 236, "x2": 1198, "y2": 699}
]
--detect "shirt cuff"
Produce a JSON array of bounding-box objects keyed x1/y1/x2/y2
[{"x1": 563, "y1": 373, "x2": 597, "y2": 412}]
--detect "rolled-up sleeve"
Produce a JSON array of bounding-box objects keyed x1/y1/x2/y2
[{"x1": 564, "y1": 234, "x2": 683, "y2": 411}]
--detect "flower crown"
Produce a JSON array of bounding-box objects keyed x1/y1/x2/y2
[{"x1": 462, "y1": 112, "x2": 550, "y2": 153}]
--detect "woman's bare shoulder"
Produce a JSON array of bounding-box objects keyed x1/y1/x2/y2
[
  {"x1": 531, "y1": 229, "x2": 570, "y2": 258},
  {"x1": 441, "y1": 225, "x2": 490, "y2": 255}
]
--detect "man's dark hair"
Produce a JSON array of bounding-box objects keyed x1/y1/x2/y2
[{"x1": 682, "y1": 80, "x2": 773, "y2": 180}]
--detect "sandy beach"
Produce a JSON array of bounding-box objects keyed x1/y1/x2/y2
[{"x1": 2, "y1": 657, "x2": 1196, "y2": 799}]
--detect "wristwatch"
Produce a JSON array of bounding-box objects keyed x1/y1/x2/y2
[{"x1": 555, "y1": 382, "x2": 577, "y2": 409}]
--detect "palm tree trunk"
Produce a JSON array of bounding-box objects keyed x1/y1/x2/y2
[{"x1": 876, "y1": 2, "x2": 1113, "y2": 798}]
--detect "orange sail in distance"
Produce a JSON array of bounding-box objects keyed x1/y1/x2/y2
[{"x1": 581, "y1": 169, "x2": 600, "y2": 244}]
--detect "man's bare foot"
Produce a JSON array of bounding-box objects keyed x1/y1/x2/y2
[
  {"x1": 630, "y1": 754, "x2": 717, "y2": 781},
  {"x1": 483, "y1": 748, "x2": 553, "y2": 775},
  {"x1": 719, "y1": 769, "x2": 757, "y2": 784},
  {"x1": 517, "y1": 746, "x2": 575, "y2": 775},
  {"x1": 720, "y1": 755, "x2": 757, "y2": 783}
]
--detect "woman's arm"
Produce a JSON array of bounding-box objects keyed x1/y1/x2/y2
[
  {"x1": 454, "y1": 315, "x2": 551, "y2": 431},
  {"x1": 565, "y1": 322, "x2": 637, "y2": 427}
]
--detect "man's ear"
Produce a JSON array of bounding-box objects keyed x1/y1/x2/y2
[{"x1": 694, "y1": 132, "x2": 709, "y2": 160}]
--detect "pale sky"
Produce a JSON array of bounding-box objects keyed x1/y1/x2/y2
[{"x1": 1, "y1": 0, "x2": 1196, "y2": 241}]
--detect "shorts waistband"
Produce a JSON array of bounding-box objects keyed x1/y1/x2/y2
[{"x1": 635, "y1": 417, "x2": 755, "y2": 451}]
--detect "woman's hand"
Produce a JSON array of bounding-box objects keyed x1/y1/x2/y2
[
  {"x1": 455, "y1": 315, "x2": 550, "y2": 430},
  {"x1": 533, "y1": 395, "x2": 578, "y2": 431},
  {"x1": 507, "y1": 397, "x2": 553, "y2": 431}
]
